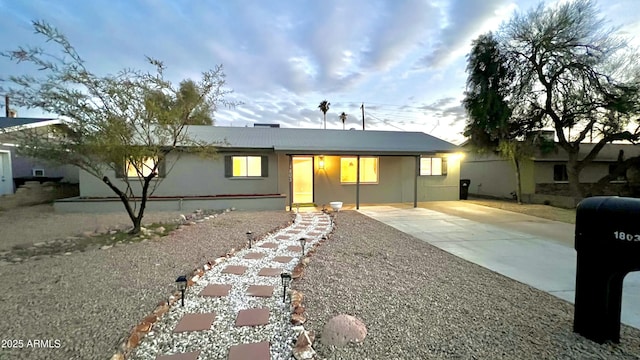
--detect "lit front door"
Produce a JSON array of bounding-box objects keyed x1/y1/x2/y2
[{"x1": 292, "y1": 157, "x2": 313, "y2": 204}]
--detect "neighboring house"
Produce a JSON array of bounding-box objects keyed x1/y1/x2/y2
[
  {"x1": 0, "y1": 117, "x2": 79, "y2": 195},
  {"x1": 461, "y1": 141, "x2": 640, "y2": 206},
  {"x1": 56, "y1": 126, "x2": 462, "y2": 212}
]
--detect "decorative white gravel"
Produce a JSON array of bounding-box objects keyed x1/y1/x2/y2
[{"x1": 130, "y1": 212, "x2": 333, "y2": 360}]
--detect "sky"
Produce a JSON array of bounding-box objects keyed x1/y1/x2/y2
[{"x1": 1, "y1": 0, "x2": 639, "y2": 145}]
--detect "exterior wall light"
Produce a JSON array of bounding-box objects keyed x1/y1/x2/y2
[
  {"x1": 280, "y1": 272, "x2": 292, "y2": 303},
  {"x1": 318, "y1": 156, "x2": 325, "y2": 170},
  {"x1": 176, "y1": 275, "x2": 188, "y2": 307}
]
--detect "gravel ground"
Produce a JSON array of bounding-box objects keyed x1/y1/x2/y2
[
  {"x1": 0, "y1": 204, "x2": 186, "y2": 251},
  {"x1": 0, "y1": 208, "x2": 293, "y2": 360},
  {"x1": 296, "y1": 211, "x2": 640, "y2": 359}
]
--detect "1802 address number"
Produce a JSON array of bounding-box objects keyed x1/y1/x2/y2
[{"x1": 613, "y1": 231, "x2": 640, "y2": 242}]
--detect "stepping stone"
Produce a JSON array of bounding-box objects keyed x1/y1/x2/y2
[
  {"x1": 287, "y1": 245, "x2": 302, "y2": 252},
  {"x1": 258, "y1": 267, "x2": 282, "y2": 277},
  {"x1": 259, "y1": 242, "x2": 278, "y2": 249},
  {"x1": 308, "y1": 231, "x2": 321, "y2": 236},
  {"x1": 273, "y1": 256, "x2": 293, "y2": 264},
  {"x1": 244, "y1": 252, "x2": 266, "y2": 260},
  {"x1": 276, "y1": 235, "x2": 290, "y2": 240},
  {"x1": 222, "y1": 265, "x2": 248, "y2": 275},
  {"x1": 228, "y1": 341, "x2": 270, "y2": 360},
  {"x1": 173, "y1": 313, "x2": 216, "y2": 333},
  {"x1": 200, "y1": 284, "x2": 232, "y2": 297},
  {"x1": 246, "y1": 285, "x2": 274, "y2": 297},
  {"x1": 156, "y1": 351, "x2": 200, "y2": 360},
  {"x1": 235, "y1": 308, "x2": 270, "y2": 327}
]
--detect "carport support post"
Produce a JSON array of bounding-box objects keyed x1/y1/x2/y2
[
  {"x1": 356, "y1": 155, "x2": 360, "y2": 210},
  {"x1": 414, "y1": 155, "x2": 419, "y2": 208},
  {"x1": 288, "y1": 155, "x2": 293, "y2": 211}
]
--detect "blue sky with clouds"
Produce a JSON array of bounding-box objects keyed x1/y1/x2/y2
[{"x1": 1, "y1": 0, "x2": 638, "y2": 144}]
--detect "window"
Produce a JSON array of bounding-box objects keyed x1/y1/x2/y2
[
  {"x1": 608, "y1": 163, "x2": 626, "y2": 182},
  {"x1": 32, "y1": 168, "x2": 45, "y2": 177},
  {"x1": 553, "y1": 164, "x2": 568, "y2": 182},
  {"x1": 225, "y1": 155, "x2": 268, "y2": 177},
  {"x1": 126, "y1": 157, "x2": 159, "y2": 178},
  {"x1": 340, "y1": 157, "x2": 378, "y2": 183},
  {"x1": 420, "y1": 157, "x2": 447, "y2": 176}
]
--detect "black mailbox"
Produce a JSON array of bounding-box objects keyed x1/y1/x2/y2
[{"x1": 574, "y1": 196, "x2": 640, "y2": 343}]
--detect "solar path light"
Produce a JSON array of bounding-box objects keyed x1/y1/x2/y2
[
  {"x1": 176, "y1": 275, "x2": 188, "y2": 307},
  {"x1": 280, "y1": 272, "x2": 292, "y2": 303},
  {"x1": 246, "y1": 231, "x2": 253, "y2": 248},
  {"x1": 299, "y1": 237, "x2": 307, "y2": 255}
]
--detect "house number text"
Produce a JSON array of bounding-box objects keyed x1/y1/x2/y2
[{"x1": 613, "y1": 231, "x2": 640, "y2": 242}]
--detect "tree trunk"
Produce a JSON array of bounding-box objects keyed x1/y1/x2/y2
[
  {"x1": 513, "y1": 157, "x2": 523, "y2": 205},
  {"x1": 566, "y1": 153, "x2": 583, "y2": 198},
  {"x1": 102, "y1": 176, "x2": 140, "y2": 233}
]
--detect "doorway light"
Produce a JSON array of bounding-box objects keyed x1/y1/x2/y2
[{"x1": 318, "y1": 156, "x2": 325, "y2": 170}]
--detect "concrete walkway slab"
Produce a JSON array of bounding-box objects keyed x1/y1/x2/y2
[{"x1": 359, "y1": 203, "x2": 640, "y2": 330}]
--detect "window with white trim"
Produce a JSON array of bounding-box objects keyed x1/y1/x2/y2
[
  {"x1": 126, "y1": 157, "x2": 159, "y2": 178},
  {"x1": 225, "y1": 155, "x2": 269, "y2": 177},
  {"x1": 340, "y1": 157, "x2": 378, "y2": 183},
  {"x1": 420, "y1": 157, "x2": 447, "y2": 176}
]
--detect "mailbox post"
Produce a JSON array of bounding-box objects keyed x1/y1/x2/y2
[{"x1": 574, "y1": 196, "x2": 640, "y2": 343}]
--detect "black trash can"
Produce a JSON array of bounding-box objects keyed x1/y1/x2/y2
[{"x1": 460, "y1": 179, "x2": 471, "y2": 200}]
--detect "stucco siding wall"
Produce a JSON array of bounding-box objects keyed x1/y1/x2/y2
[
  {"x1": 461, "y1": 155, "x2": 516, "y2": 198},
  {"x1": 312, "y1": 155, "x2": 411, "y2": 205},
  {"x1": 534, "y1": 162, "x2": 611, "y2": 184},
  {"x1": 1, "y1": 145, "x2": 79, "y2": 183},
  {"x1": 80, "y1": 152, "x2": 280, "y2": 197},
  {"x1": 419, "y1": 156, "x2": 461, "y2": 201}
]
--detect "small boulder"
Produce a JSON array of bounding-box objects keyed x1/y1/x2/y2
[
  {"x1": 291, "y1": 313, "x2": 306, "y2": 326},
  {"x1": 293, "y1": 330, "x2": 315, "y2": 360},
  {"x1": 321, "y1": 314, "x2": 367, "y2": 347},
  {"x1": 154, "y1": 226, "x2": 166, "y2": 234}
]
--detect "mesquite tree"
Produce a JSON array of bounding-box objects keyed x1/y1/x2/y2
[
  {"x1": 1, "y1": 21, "x2": 235, "y2": 233},
  {"x1": 501, "y1": 0, "x2": 640, "y2": 197}
]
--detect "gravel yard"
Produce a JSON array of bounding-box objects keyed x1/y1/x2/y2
[
  {"x1": 0, "y1": 206, "x2": 293, "y2": 360},
  {"x1": 296, "y1": 211, "x2": 640, "y2": 359}
]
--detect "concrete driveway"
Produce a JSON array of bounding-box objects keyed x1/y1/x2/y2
[{"x1": 358, "y1": 201, "x2": 640, "y2": 330}]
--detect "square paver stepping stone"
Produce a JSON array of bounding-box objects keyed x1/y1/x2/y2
[
  {"x1": 259, "y1": 242, "x2": 278, "y2": 249},
  {"x1": 308, "y1": 231, "x2": 321, "y2": 236},
  {"x1": 200, "y1": 284, "x2": 232, "y2": 297},
  {"x1": 156, "y1": 351, "x2": 200, "y2": 360},
  {"x1": 258, "y1": 267, "x2": 282, "y2": 277},
  {"x1": 246, "y1": 285, "x2": 274, "y2": 297},
  {"x1": 287, "y1": 245, "x2": 302, "y2": 252},
  {"x1": 276, "y1": 235, "x2": 290, "y2": 241},
  {"x1": 244, "y1": 252, "x2": 266, "y2": 260},
  {"x1": 228, "y1": 341, "x2": 270, "y2": 360},
  {"x1": 235, "y1": 308, "x2": 270, "y2": 327},
  {"x1": 173, "y1": 313, "x2": 216, "y2": 333},
  {"x1": 273, "y1": 256, "x2": 293, "y2": 263},
  {"x1": 222, "y1": 265, "x2": 248, "y2": 275}
]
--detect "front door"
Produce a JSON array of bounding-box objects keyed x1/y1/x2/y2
[
  {"x1": 292, "y1": 156, "x2": 313, "y2": 204},
  {"x1": 0, "y1": 151, "x2": 13, "y2": 195}
]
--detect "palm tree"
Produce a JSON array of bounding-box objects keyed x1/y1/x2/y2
[
  {"x1": 318, "y1": 100, "x2": 330, "y2": 129},
  {"x1": 339, "y1": 112, "x2": 347, "y2": 130}
]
